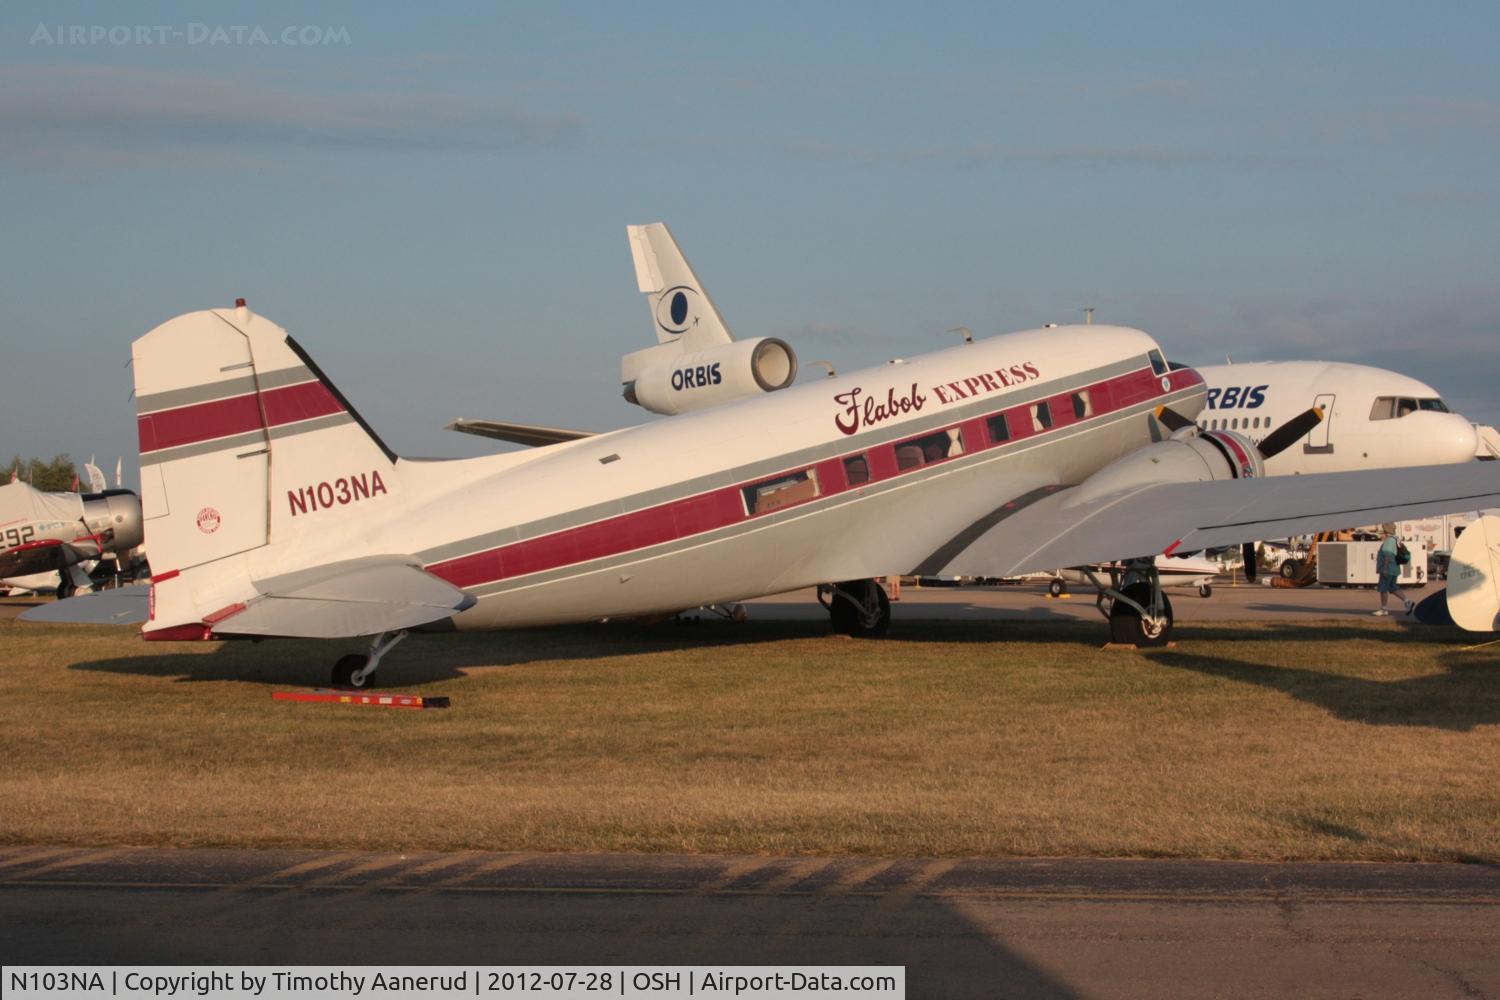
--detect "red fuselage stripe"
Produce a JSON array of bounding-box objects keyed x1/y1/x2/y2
[
  {"x1": 137, "y1": 380, "x2": 344, "y2": 455},
  {"x1": 426, "y1": 365, "x2": 1204, "y2": 591}
]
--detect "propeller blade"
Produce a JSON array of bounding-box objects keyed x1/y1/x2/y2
[
  {"x1": 1242, "y1": 542, "x2": 1259, "y2": 583},
  {"x1": 1258, "y1": 406, "x2": 1324, "y2": 460},
  {"x1": 1154, "y1": 405, "x2": 1196, "y2": 433}
]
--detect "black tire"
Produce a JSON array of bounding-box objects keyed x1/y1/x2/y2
[
  {"x1": 1048, "y1": 578, "x2": 1067, "y2": 597},
  {"x1": 331, "y1": 653, "x2": 374, "y2": 690},
  {"x1": 1109, "y1": 582, "x2": 1174, "y2": 647},
  {"x1": 1198, "y1": 583, "x2": 1212, "y2": 599},
  {"x1": 829, "y1": 579, "x2": 891, "y2": 637},
  {"x1": 1280, "y1": 559, "x2": 1300, "y2": 580},
  {"x1": 56, "y1": 576, "x2": 74, "y2": 600}
]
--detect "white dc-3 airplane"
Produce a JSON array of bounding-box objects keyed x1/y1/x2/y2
[{"x1": 29, "y1": 225, "x2": 1500, "y2": 686}]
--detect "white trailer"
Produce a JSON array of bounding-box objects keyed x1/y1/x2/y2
[{"x1": 1315, "y1": 541, "x2": 1425, "y2": 587}]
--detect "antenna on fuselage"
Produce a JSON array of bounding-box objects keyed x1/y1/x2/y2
[
  {"x1": 808, "y1": 360, "x2": 837, "y2": 378},
  {"x1": 1080, "y1": 307, "x2": 1095, "y2": 325},
  {"x1": 948, "y1": 326, "x2": 974, "y2": 344}
]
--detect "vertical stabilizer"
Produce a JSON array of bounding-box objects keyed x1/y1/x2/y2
[
  {"x1": 626, "y1": 223, "x2": 734, "y2": 350},
  {"x1": 134, "y1": 304, "x2": 401, "y2": 634}
]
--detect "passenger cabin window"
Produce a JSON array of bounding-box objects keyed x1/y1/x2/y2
[
  {"x1": 986, "y1": 413, "x2": 1011, "y2": 444},
  {"x1": 1032, "y1": 401, "x2": 1053, "y2": 431},
  {"x1": 895, "y1": 428, "x2": 964, "y2": 471},
  {"x1": 743, "y1": 469, "x2": 819, "y2": 515},
  {"x1": 843, "y1": 454, "x2": 871, "y2": 487},
  {"x1": 1071, "y1": 390, "x2": 1092, "y2": 420},
  {"x1": 1148, "y1": 349, "x2": 1169, "y2": 376}
]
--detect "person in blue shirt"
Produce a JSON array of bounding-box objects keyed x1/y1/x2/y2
[{"x1": 1373, "y1": 526, "x2": 1414, "y2": 617}]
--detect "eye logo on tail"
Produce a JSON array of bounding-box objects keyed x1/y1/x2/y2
[{"x1": 656, "y1": 286, "x2": 700, "y2": 336}]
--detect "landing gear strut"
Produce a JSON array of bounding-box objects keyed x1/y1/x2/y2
[
  {"x1": 331, "y1": 630, "x2": 409, "y2": 689},
  {"x1": 818, "y1": 578, "x2": 891, "y2": 636},
  {"x1": 1078, "y1": 561, "x2": 1174, "y2": 647}
]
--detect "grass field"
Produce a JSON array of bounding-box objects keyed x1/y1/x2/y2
[{"x1": 2, "y1": 612, "x2": 1498, "y2": 861}]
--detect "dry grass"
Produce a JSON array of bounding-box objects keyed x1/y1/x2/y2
[{"x1": 1, "y1": 610, "x2": 1498, "y2": 861}]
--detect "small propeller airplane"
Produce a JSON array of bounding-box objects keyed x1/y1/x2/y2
[
  {"x1": 0, "y1": 479, "x2": 143, "y2": 597},
  {"x1": 27, "y1": 225, "x2": 1500, "y2": 686}
]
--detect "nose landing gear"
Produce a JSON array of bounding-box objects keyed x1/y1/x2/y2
[{"x1": 331, "y1": 630, "x2": 409, "y2": 689}]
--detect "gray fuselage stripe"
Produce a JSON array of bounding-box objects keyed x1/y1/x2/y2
[{"x1": 135, "y1": 365, "x2": 315, "y2": 415}]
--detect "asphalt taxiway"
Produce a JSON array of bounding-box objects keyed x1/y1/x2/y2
[{"x1": 3, "y1": 847, "x2": 1497, "y2": 998}]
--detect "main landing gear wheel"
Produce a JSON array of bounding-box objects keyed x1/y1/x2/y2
[
  {"x1": 56, "y1": 576, "x2": 75, "y2": 600},
  {"x1": 825, "y1": 579, "x2": 891, "y2": 637},
  {"x1": 1109, "y1": 582, "x2": 1174, "y2": 647},
  {"x1": 1048, "y1": 578, "x2": 1067, "y2": 597},
  {"x1": 1198, "y1": 583, "x2": 1213, "y2": 598},
  {"x1": 330, "y1": 630, "x2": 410, "y2": 689}
]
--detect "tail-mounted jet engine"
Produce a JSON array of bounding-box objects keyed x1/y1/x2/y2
[{"x1": 623, "y1": 337, "x2": 798, "y2": 417}]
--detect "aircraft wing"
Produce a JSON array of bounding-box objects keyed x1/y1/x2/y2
[
  {"x1": 445, "y1": 419, "x2": 595, "y2": 448},
  {"x1": 211, "y1": 556, "x2": 476, "y2": 639},
  {"x1": 927, "y1": 462, "x2": 1500, "y2": 578},
  {"x1": 0, "y1": 538, "x2": 95, "y2": 578}
]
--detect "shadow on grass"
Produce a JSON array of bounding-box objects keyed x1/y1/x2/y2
[
  {"x1": 1144, "y1": 645, "x2": 1500, "y2": 731},
  {"x1": 65, "y1": 613, "x2": 1494, "y2": 694}
]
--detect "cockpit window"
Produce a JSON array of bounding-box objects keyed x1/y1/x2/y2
[
  {"x1": 1147, "y1": 350, "x2": 1168, "y2": 376},
  {"x1": 1371, "y1": 396, "x2": 1451, "y2": 420}
]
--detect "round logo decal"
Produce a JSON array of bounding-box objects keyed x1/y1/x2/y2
[
  {"x1": 196, "y1": 507, "x2": 222, "y2": 534},
  {"x1": 655, "y1": 285, "x2": 699, "y2": 336},
  {"x1": 1160, "y1": 375, "x2": 1171, "y2": 391}
]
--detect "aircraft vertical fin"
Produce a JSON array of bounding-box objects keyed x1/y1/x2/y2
[{"x1": 625, "y1": 223, "x2": 734, "y2": 350}]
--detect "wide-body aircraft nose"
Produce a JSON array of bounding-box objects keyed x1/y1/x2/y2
[{"x1": 1413, "y1": 412, "x2": 1480, "y2": 464}]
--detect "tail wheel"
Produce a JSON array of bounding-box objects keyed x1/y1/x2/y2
[
  {"x1": 1109, "y1": 582, "x2": 1174, "y2": 647},
  {"x1": 332, "y1": 654, "x2": 374, "y2": 690},
  {"x1": 829, "y1": 579, "x2": 891, "y2": 637},
  {"x1": 1048, "y1": 578, "x2": 1067, "y2": 597}
]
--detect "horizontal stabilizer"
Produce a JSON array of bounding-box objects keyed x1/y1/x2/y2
[
  {"x1": 445, "y1": 419, "x2": 595, "y2": 448},
  {"x1": 20, "y1": 586, "x2": 150, "y2": 625},
  {"x1": 216, "y1": 556, "x2": 475, "y2": 639}
]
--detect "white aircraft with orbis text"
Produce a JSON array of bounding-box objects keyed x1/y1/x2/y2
[
  {"x1": 1193, "y1": 361, "x2": 1478, "y2": 474},
  {"x1": 28, "y1": 227, "x2": 1500, "y2": 687}
]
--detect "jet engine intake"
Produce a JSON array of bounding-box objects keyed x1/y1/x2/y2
[{"x1": 624, "y1": 338, "x2": 798, "y2": 416}]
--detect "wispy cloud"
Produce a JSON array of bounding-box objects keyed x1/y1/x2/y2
[{"x1": 0, "y1": 64, "x2": 585, "y2": 165}]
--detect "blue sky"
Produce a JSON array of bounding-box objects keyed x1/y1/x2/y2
[{"x1": 3, "y1": 2, "x2": 1498, "y2": 486}]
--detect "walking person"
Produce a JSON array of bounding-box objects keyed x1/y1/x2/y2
[{"x1": 1373, "y1": 526, "x2": 1414, "y2": 616}]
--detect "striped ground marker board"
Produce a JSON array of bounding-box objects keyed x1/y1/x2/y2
[{"x1": 272, "y1": 689, "x2": 450, "y2": 710}]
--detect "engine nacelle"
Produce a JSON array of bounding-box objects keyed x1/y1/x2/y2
[
  {"x1": 1065, "y1": 430, "x2": 1264, "y2": 509},
  {"x1": 623, "y1": 337, "x2": 798, "y2": 416},
  {"x1": 81, "y1": 489, "x2": 145, "y2": 557}
]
